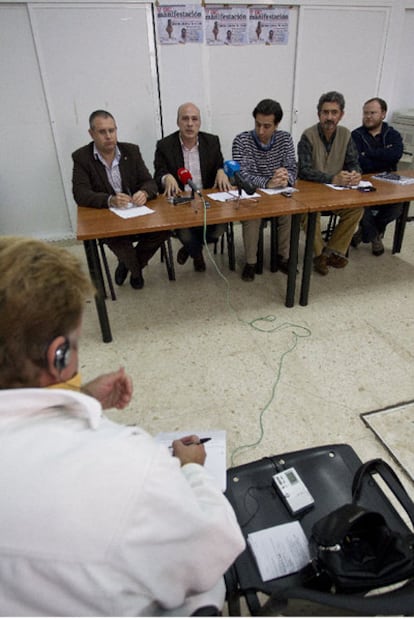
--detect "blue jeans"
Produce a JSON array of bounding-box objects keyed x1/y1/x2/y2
[
  {"x1": 176, "y1": 224, "x2": 226, "y2": 257},
  {"x1": 360, "y1": 203, "x2": 402, "y2": 243}
]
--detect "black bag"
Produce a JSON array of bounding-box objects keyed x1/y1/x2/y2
[{"x1": 305, "y1": 459, "x2": 414, "y2": 593}]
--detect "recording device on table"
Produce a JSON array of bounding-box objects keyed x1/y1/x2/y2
[
  {"x1": 223, "y1": 160, "x2": 257, "y2": 196},
  {"x1": 272, "y1": 467, "x2": 315, "y2": 515},
  {"x1": 170, "y1": 195, "x2": 192, "y2": 205},
  {"x1": 357, "y1": 186, "x2": 377, "y2": 192}
]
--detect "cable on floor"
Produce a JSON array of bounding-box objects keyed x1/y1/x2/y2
[{"x1": 198, "y1": 196, "x2": 312, "y2": 465}]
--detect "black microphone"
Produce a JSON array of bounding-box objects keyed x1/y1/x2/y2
[
  {"x1": 234, "y1": 172, "x2": 256, "y2": 196},
  {"x1": 223, "y1": 160, "x2": 256, "y2": 196},
  {"x1": 177, "y1": 168, "x2": 202, "y2": 197}
]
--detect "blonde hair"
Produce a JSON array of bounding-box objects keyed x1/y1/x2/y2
[{"x1": 0, "y1": 237, "x2": 93, "y2": 388}]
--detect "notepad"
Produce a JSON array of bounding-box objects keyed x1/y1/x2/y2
[
  {"x1": 155, "y1": 429, "x2": 227, "y2": 491},
  {"x1": 247, "y1": 521, "x2": 310, "y2": 582}
]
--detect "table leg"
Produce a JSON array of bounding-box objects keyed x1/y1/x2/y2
[
  {"x1": 285, "y1": 214, "x2": 301, "y2": 307},
  {"x1": 227, "y1": 222, "x2": 236, "y2": 271},
  {"x1": 299, "y1": 212, "x2": 316, "y2": 307},
  {"x1": 392, "y1": 201, "x2": 409, "y2": 254},
  {"x1": 83, "y1": 240, "x2": 113, "y2": 343},
  {"x1": 270, "y1": 217, "x2": 278, "y2": 272}
]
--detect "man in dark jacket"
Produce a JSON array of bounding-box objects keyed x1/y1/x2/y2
[
  {"x1": 351, "y1": 98, "x2": 404, "y2": 255},
  {"x1": 154, "y1": 102, "x2": 231, "y2": 272},
  {"x1": 72, "y1": 110, "x2": 168, "y2": 289}
]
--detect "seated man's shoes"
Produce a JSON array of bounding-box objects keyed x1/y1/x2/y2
[
  {"x1": 313, "y1": 254, "x2": 329, "y2": 276},
  {"x1": 177, "y1": 247, "x2": 190, "y2": 265},
  {"x1": 276, "y1": 254, "x2": 290, "y2": 275},
  {"x1": 114, "y1": 261, "x2": 128, "y2": 286},
  {"x1": 130, "y1": 270, "x2": 145, "y2": 289},
  {"x1": 327, "y1": 253, "x2": 348, "y2": 269},
  {"x1": 372, "y1": 235, "x2": 385, "y2": 256},
  {"x1": 241, "y1": 263, "x2": 256, "y2": 282},
  {"x1": 193, "y1": 253, "x2": 206, "y2": 272}
]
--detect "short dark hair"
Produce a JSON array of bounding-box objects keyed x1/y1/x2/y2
[
  {"x1": 317, "y1": 91, "x2": 345, "y2": 113},
  {"x1": 0, "y1": 237, "x2": 93, "y2": 388},
  {"x1": 89, "y1": 110, "x2": 115, "y2": 129},
  {"x1": 253, "y1": 99, "x2": 283, "y2": 124},
  {"x1": 364, "y1": 97, "x2": 387, "y2": 113}
]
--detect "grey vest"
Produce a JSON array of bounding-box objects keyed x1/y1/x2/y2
[{"x1": 304, "y1": 124, "x2": 350, "y2": 176}]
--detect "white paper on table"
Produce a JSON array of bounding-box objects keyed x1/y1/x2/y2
[
  {"x1": 154, "y1": 429, "x2": 227, "y2": 491},
  {"x1": 247, "y1": 521, "x2": 311, "y2": 582},
  {"x1": 207, "y1": 192, "x2": 237, "y2": 202},
  {"x1": 325, "y1": 180, "x2": 373, "y2": 191},
  {"x1": 372, "y1": 173, "x2": 414, "y2": 185},
  {"x1": 110, "y1": 205, "x2": 155, "y2": 219},
  {"x1": 261, "y1": 187, "x2": 299, "y2": 195},
  {"x1": 207, "y1": 190, "x2": 261, "y2": 202}
]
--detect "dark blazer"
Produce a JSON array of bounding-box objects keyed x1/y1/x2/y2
[
  {"x1": 153, "y1": 131, "x2": 224, "y2": 192},
  {"x1": 72, "y1": 142, "x2": 158, "y2": 209}
]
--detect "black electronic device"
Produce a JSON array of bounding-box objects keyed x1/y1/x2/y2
[
  {"x1": 357, "y1": 186, "x2": 377, "y2": 192},
  {"x1": 54, "y1": 338, "x2": 71, "y2": 371},
  {"x1": 172, "y1": 196, "x2": 192, "y2": 205}
]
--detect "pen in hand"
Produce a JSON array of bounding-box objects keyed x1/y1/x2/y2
[
  {"x1": 169, "y1": 437, "x2": 211, "y2": 448},
  {"x1": 193, "y1": 437, "x2": 211, "y2": 445}
]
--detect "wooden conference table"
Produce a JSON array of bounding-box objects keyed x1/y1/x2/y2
[
  {"x1": 293, "y1": 170, "x2": 414, "y2": 306},
  {"x1": 77, "y1": 190, "x2": 308, "y2": 342}
]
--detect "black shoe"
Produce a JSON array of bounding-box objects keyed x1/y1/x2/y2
[
  {"x1": 276, "y1": 254, "x2": 289, "y2": 275},
  {"x1": 193, "y1": 253, "x2": 206, "y2": 272},
  {"x1": 372, "y1": 235, "x2": 385, "y2": 256},
  {"x1": 177, "y1": 247, "x2": 190, "y2": 265},
  {"x1": 130, "y1": 271, "x2": 144, "y2": 289},
  {"x1": 114, "y1": 262, "x2": 128, "y2": 286},
  {"x1": 241, "y1": 263, "x2": 256, "y2": 282}
]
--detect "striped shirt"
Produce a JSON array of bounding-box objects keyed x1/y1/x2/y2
[{"x1": 232, "y1": 130, "x2": 297, "y2": 188}]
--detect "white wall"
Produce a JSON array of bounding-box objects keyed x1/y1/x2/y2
[{"x1": 0, "y1": 0, "x2": 413, "y2": 240}]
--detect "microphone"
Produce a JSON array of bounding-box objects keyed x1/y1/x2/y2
[
  {"x1": 177, "y1": 168, "x2": 202, "y2": 197},
  {"x1": 223, "y1": 160, "x2": 256, "y2": 196}
]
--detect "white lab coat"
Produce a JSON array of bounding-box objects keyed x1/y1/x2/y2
[{"x1": 0, "y1": 389, "x2": 245, "y2": 616}]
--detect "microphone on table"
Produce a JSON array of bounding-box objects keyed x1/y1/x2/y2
[
  {"x1": 177, "y1": 168, "x2": 202, "y2": 197},
  {"x1": 223, "y1": 160, "x2": 256, "y2": 196}
]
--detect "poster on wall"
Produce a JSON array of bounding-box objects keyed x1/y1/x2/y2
[
  {"x1": 205, "y1": 6, "x2": 249, "y2": 46},
  {"x1": 248, "y1": 6, "x2": 290, "y2": 45},
  {"x1": 157, "y1": 5, "x2": 204, "y2": 44}
]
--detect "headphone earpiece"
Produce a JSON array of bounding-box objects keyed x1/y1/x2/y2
[{"x1": 54, "y1": 338, "x2": 71, "y2": 371}]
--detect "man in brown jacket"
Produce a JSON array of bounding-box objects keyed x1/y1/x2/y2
[{"x1": 72, "y1": 110, "x2": 168, "y2": 290}]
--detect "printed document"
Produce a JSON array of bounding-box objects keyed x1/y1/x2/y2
[
  {"x1": 247, "y1": 521, "x2": 310, "y2": 581},
  {"x1": 208, "y1": 190, "x2": 261, "y2": 202}
]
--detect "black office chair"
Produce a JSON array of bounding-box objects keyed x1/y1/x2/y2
[
  {"x1": 191, "y1": 605, "x2": 220, "y2": 616},
  {"x1": 98, "y1": 236, "x2": 175, "y2": 301},
  {"x1": 224, "y1": 443, "x2": 414, "y2": 616},
  {"x1": 321, "y1": 212, "x2": 339, "y2": 242}
]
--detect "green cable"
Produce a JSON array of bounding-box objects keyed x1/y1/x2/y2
[{"x1": 199, "y1": 196, "x2": 311, "y2": 465}]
